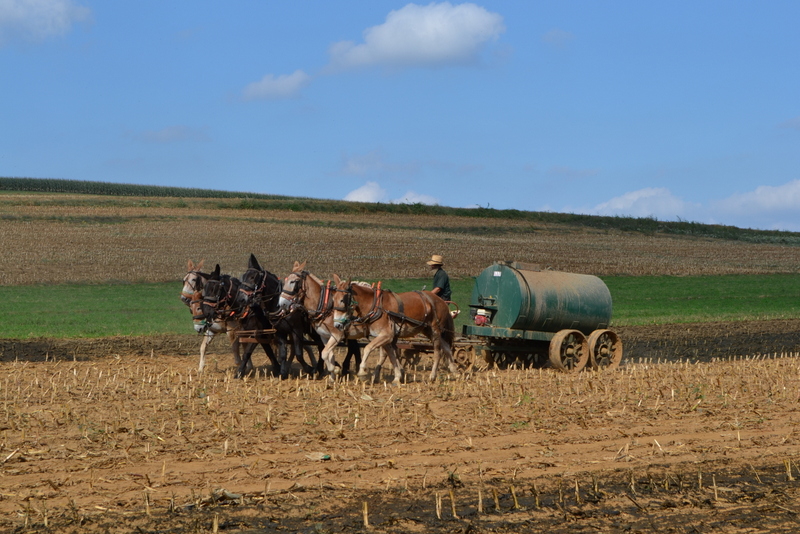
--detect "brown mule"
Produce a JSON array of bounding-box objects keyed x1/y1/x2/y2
[
  {"x1": 278, "y1": 261, "x2": 362, "y2": 378},
  {"x1": 330, "y1": 275, "x2": 458, "y2": 383}
]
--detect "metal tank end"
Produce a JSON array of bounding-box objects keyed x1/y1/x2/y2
[{"x1": 500, "y1": 260, "x2": 542, "y2": 272}]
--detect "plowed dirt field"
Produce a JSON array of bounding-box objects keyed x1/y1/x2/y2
[{"x1": 2, "y1": 320, "x2": 800, "y2": 533}]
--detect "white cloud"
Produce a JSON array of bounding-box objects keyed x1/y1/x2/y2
[
  {"x1": 592, "y1": 187, "x2": 698, "y2": 219},
  {"x1": 328, "y1": 2, "x2": 505, "y2": 70},
  {"x1": 392, "y1": 191, "x2": 439, "y2": 205},
  {"x1": 711, "y1": 180, "x2": 800, "y2": 217},
  {"x1": 242, "y1": 70, "x2": 311, "y2": 101},
  {"x1": 344, "y1": 181, "x2": 389, "y2": 203},
  {"x1": 343, "y1": 182, "x2": 439, "y2": 205},
  {"x1": 581, "y1": 181, "x2": 800, "y2": 231},
  {"x1": 0, "y1": 0, "x2": 89, "y2": 44}
]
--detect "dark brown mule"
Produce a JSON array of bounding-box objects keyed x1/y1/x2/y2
[
  {"x1": 330, "y1": 275, "x2": 458, "y2": 383},
  {"x1": 277, "y1": 261, "x2": 361, "y2": 378}
]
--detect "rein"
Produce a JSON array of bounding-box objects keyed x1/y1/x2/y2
[
  {"x1": 240, "y1": 268, "x2": 283, "y2": 321},
  {"x1": 282, "y1": 271, "x2": 343, "y2": 323},
  {"x1": 203, "y1": 277, "x2": 241, "y2": 320},
  {"x1": 334, "y1": 281, "x2": 385, "y2": 328},
  {"x1": 335, "y1": 283, "x2": 431, "y2": 331}
]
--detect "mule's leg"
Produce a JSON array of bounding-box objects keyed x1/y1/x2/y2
[
  {"x1": 428, "y1": 331, "x2": 443, "y2": 381},
  {"x1": 383, "y1": 343, "x2": 404, "y2": 385},
  {"x1": 308, "y1": 331, "x2": 326, "y2": 378},
  {"x1": 372, "y1": 347, "x2": 391, "y2": 383},
  {"x1": 236, "y1": 342, "x2": 257, "y2": 379},
  {"x1": 320, "y1": 335, "x2": 342, "y2": 379},
  {"x1": 293, "y1": 333, "x2": 315, "y2": 376},
  {"x1": 260, "y1": 341, "x2": 280, "y2": 377},
  {"x1": 342, "y1": 339, "x2": 361, "y2": 375},
  {"x1": 358, "y1": 334, "x2": 392, "y2": 382},
  {"x1": 276, "y1": 335, "x2": 291, "y2": 380},
  {"x1": 444, "y1": 338, "x2": 458, "y2": 375},
  {"x1": 198, "y1": 331, "x2": 215, "y2": 372}
]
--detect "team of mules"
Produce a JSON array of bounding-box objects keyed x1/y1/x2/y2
[{"x1": 181, "y1": 257, "x2": 458, "y2": 383}]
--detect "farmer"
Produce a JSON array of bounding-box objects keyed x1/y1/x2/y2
[{"x1": 427, "y1": 254, "x2": 451, "y2": 302}]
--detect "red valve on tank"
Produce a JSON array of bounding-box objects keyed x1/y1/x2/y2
[{"x1": 474, "y1": 309, "x2": 489, "y2": 326}]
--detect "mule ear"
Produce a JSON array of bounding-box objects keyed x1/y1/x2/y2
[
  {"x1": 197, "y1": 259, "x2": 205, "y2": 271},
  {"x1": 248, "y1": 253, "x2": 261, "y2": 270},
  {"x1": 211, "y1": 264, "x2": 221, "y2": 278},
  {"x1": 333, "y1": 273, "x2": 341, "y2": 285},
  {"x1": 187, "y1": 259, "x2": 194, "y2": 271},
  {"x1": 298, "y1": 260, "x2": 307, "y2": 271}
]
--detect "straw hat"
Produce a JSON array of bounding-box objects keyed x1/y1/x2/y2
[{"x1": 426, "y1": 254, "x2": 444, "y2": 266}]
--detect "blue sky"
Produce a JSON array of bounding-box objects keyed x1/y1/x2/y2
[{"x1": 2, "y1": 1, "x2": 800, "y2": 231}]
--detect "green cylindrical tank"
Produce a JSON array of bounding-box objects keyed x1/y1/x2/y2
[{"x1": 470, "y1": 261, "x2": 612, "y2": 335}]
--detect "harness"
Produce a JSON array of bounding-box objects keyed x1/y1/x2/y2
[
  {"x1": 202, "y1": 277, "x2": 241, "y2": 321},
  {"x1": 385, "y1": 291, "x2": 431, "y2": 328},
  {"x1": 239, "y1": 268, "x2": 285, "y2": 323},
  {"x1": 282, "y1": 271, "x2": 345, "y2": 324},
  {"x1": 336, "y1": 282, "x2": 431, "y2": 333}
]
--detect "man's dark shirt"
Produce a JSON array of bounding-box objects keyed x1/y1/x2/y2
[{"x1": 432, "y1": 268, "x2": 451, "y2": 301}]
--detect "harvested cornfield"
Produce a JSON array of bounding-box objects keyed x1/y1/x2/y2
[
  {"x1": 1, "y1": 194, "x2": 798, "y2": 286},
  {"x1": 2, "y1": 192, "x2": 800, "y2": 533},
  {"x1": 2, "y1": 351, "x2": 800, "y2": 532}
]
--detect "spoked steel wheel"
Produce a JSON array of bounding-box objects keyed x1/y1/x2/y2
[
  {"x1": 453, "y1": 346, "x2": 475, "y2": 369},
  {"x1": 548, "y1": 329, "x2": 589, "y2": 373},
  {"x1": 588, "y1": 329, "x2": 623, "y2": 371}
]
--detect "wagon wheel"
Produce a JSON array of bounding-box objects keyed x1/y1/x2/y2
[
  {"x1": 588, "y1": 329, "x2": 623, "y2": 371},
  {"x1": 479, "y1": 349, "x2": 495, "y2": 370},
  {"x1": 453, "y1": 346, "x2": 475, "y2": 369},
  {"x1": 548, "y1": 330, "x2": 589, "y2": 373}
]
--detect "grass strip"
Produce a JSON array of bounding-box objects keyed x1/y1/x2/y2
[{"x1": 0, "y1": 275, "x2": 798, "y2": 339}]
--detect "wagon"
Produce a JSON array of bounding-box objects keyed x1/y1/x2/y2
[{"x1": 399, "y1": 261, "x2": 623, "y2": 373}]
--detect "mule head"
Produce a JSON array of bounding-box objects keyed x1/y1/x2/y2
[
  {"x1": 181, "y1": 259, "x2": 210, "y2": 306},
  {"x1": 331, "y1": 274, "x2": 354, "y2": 331},
  {"x1": 279, "y1": 268, "x2": 306, "y2": 312},
  {"x1": 189, "y1": 291, "x2": 210, "y2": 333},
  {"x1": 199, "y1": 271, "x2": 229, "y2": 322}
]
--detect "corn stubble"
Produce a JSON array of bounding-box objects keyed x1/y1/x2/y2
[{"x1": 1, "y1": 352, "x2": 800, "y2": 531}]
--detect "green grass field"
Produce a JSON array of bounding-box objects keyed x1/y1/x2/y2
[{"x1": 1, "y1": 274, "x2": 798, "y2": 339}]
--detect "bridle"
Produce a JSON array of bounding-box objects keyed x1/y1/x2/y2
[
  {"x1": 181, "y1": 271, "x2": 206, "y2": 305},
  {"x1": 240, "y1": 268, "x2": 281, "y2": 309},
  {"x1": 200, "y1": 277, "x2": 241, "y2": 322},
  {"x1": 283, "y1": 271, "x2": 351, "y2": 323},
  {"x1": 333, "y1": 282, "x2": 384, "y2": 328},
  {"x1": 280, "y1": 271, "x2": 308, "y2": 306}
]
